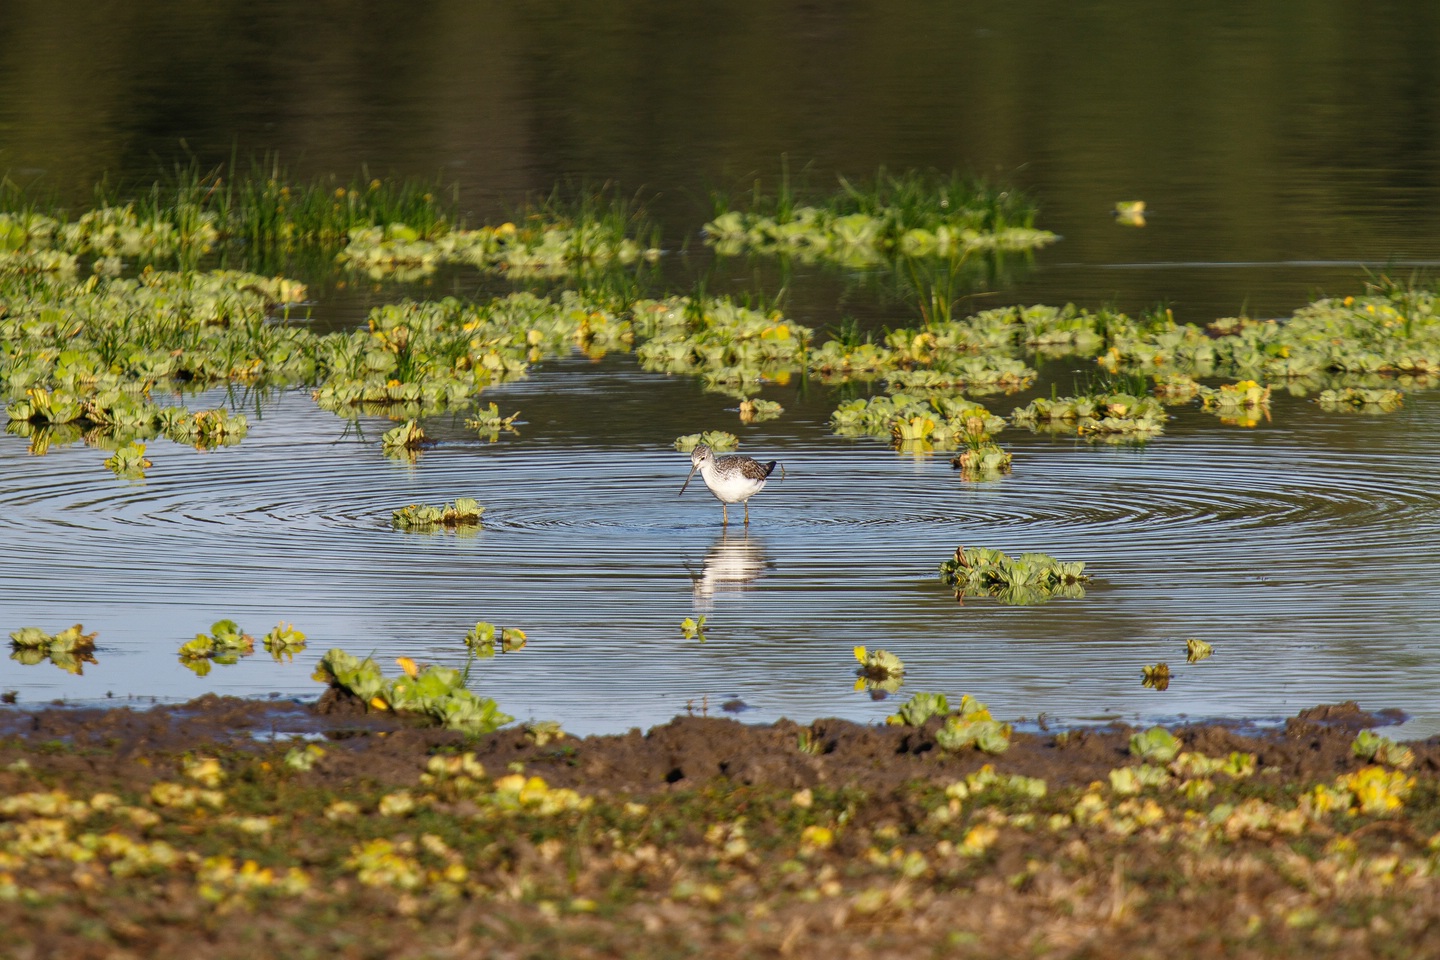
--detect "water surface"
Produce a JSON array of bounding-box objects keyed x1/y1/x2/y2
[{"x1": 3, "y1": 3, "x2": 1440, "y2": 734}]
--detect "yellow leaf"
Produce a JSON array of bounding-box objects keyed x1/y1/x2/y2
[
  {"x1": 853, "y1": 645, "x2": 868, "y2": 664},
  {"x1": 396, "y1": 656, "x2": 418, "y2": 678}
]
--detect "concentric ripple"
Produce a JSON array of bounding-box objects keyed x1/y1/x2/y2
[{"x1": 5, "y1": 379, "x2": 1440, "y2": 737}]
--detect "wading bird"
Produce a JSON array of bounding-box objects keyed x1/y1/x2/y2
[{"x1": 679, "y1": 444, "x2": 783, "y2": 525}]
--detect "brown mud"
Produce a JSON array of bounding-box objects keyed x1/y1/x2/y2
[{"x1": 2, "y1": 694, "x2": 1438, "y2": 959}]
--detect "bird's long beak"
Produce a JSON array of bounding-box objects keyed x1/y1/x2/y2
[{"x1": 679, "y1": 464, "x2": 698, "y2": 496}]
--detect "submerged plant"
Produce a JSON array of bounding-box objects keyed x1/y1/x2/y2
[
  {"x1": 939, "y1": 545, "x2": 1088, "y2": 605},
  {"x1": 8, "y1": 624, "x2": 98, "y2": 675},
  {"x1": 313, "y1": 648, "x2": 512, "y2": 734},
  {"x1": 391, "y1": 498, "x2": 484, "y2": 531}
]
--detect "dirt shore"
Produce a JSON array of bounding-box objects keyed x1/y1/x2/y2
[{"x1": 2, "y1": 694, "x2": 1438, "y2": 959}]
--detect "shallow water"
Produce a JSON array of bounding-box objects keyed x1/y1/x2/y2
[
  {"x1": 4, "y1": 3, "x2": 1440, "y2": 734},
  {"x1": 6, "y1": 363, "x2": 1440, "y2": 736}
]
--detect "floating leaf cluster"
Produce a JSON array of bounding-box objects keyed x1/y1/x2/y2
[
  {"x1": 1011, "y1": 392, "x2": 1167, "y2": 440},
  {"x1": 1318, "y1": 386, "x2": 1404, "y2": 412},
  {"x1": 705, "y1": 170, "x2": 1056, "y2": 267},
  {"x1": 338, "y1": 218, "x2": 662, "y2": 282},
  {"x1": 103, "y1": 441, "x2": 152, "y2": 479},
  {"x1": 464, "y1": 402, "x2": 520, "y2": 440},
  {"x1": 853, "y1": 646, "x2": 905, "y2": 695},
  {"x1": 831, "y1": 393, "x2": 1005, "y2": 452},
  {"x1": 635, "y1": 297, "x2": 808, "y2": 399},
  {"x1": 463, "y1": 622, "x2": 526, "y2": 657},
  {"x1": 177, "y1": 619, "x2": 256, "y2": 676},
  {"x1": 1141, "y1": 663, "x2": 1171, "y2": 691},
  {"x1": 391, "y1": 498, "x2": 484, "y2": 531},
  {"x1": 673, "y1": 430, "x2": 739, "y2": 453},
  {"x1": 939, "y1": 545, "x2": 1088, "y2": 605},
  {"x1": 262, "y1": 622, "x2": 308, "y2": 661},
  {"x1": 8, "y1": 624, "x2": 98, "y2": 675}
]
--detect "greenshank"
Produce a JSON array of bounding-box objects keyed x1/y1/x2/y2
[{"x1": 679, "y1": 444, "x2": 783, "y2": 525}]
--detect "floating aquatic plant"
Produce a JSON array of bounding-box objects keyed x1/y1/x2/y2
[
  {"x1": 1010, "y1": 393, "x2": 1167, "y2": 440},
  {"x1": 1317, "y1": 387, "x2": 1404, "y2": 412},
  {"x1": 158, "y1": 407, "x2": 249, "y2": 449},
  {"x1": 635, "y1": 297, "x2": 810, "y2": 398},
  {"x1": 1198, "y1": 380, "x2": 1271, "y2": 427},
  {"x1": 1141, "y1": 663, "x2": 1171, "y2": 691},
  {"x1": 853, "y1": 645, "x2": 905, "y2": 694},
  {"x1": 1185, "y1": 638, "x2": 1214, "y2": 663},
  {"x1": 674, "y1": 431, "x2": 739, "y2": 453},
  {"x1": 178, "y1": 619, "x2": 256, "y2": 676},
  {"x1": 463, "y1": 402, "x2": 520, "y2": 440},
  {"x1": 1113, "y1": 200, "x2": 1147, "y2": 227},
  {"x1": 738, "y1": 398, "x2": 783, "y2": 423},
  {"x1": 950, "y1": 416, "x2": 1012, "y2": 480},
  {"x1": 680, "y1": 617, "x2": 707, "y2": 642},
  {"x1": 262, "y1": 622, "x2": 308, "y2": 661},
  {"x1": 380, "y1": 419, "x2": 428, "y2": 452},
  {"x1": 463, "y1": 622, "x2": 526, "y2": 657},
  {"x1": 391, "y1": 498, "x2": 484, "y2": 531},
  {"x1": 313, "y1": 648, "x2": 512, "y2": 734},
  {"x1": 8, "y1": 624, "x2": 98, "y2": 675},
  {"x1": 934, "y1": 695, "x2": 1012, "y2": 754},
  {"x1": 1152, "y1": 373, "x2": 1203, "y2": 403},
  {"x1": 939, "y1": 545, "x2": 1088, "y2": 605},
  {"x1": 103, "y1": 441, "x2": 152, "y2": 479},
  {"x1": 705, "y1": 169, "x2": 1056, "y2": 267},
  {"x1": 830, "y1": 393, "x2": 1005, "y2": 453}
]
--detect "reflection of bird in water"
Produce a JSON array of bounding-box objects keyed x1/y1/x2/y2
[
  {"x1": 679, "y1": 444, "x2": 783, "y2": 525},
  {"x1": 688, "y1": 533, "x2": 771, "y2": 610}
]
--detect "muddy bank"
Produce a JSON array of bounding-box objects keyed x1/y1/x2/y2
[{"x1": 2, "y1": 695, "x2": 1438, "y2": 959}]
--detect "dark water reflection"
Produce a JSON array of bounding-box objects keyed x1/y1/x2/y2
[
  {"x1": 3, "y1": 1, "x2": 1438, "y2": 318},
  {"x1": 3, "y1": 4, "x2": 1440, "y2": 733}
]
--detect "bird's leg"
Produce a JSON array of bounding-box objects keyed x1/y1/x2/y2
[
  {"x1": 721, "y1": 504, "x2": 728, "y2": 525},
  {"x1": 744, "y1": 502, "x2": 750, "y2": 525}
]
